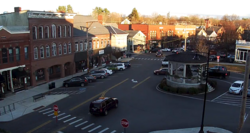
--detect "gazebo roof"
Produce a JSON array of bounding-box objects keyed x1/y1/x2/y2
[{"x1": 165, "y1": 52, "x2": 207, "y2": 63}]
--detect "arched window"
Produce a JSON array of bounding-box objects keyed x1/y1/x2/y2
[
  {"x1": 93, "y1": 41, "x2": 96, "y2": 49},
  {"x1": 45, "y1": 26, "x2": 49, "y2": 38},
  {"x1": 58, "y1": 26, "x2": 61, "y2": 38},
  {"x1": 97, "y1": 41, "x2": 99, "y2": 48},
  {"x1": 32, "y1": 26, "x2": 37, "y2": 40},
  {"x1": 75, "y1": 42, "x2": 78, "y2": 52},
  {"x1": 46, "y1": 46, "x2": 50, "y2": 57},
  {"x1": 101, "y1": 40, "x2": 103, "y2": 48},
  {"x1": 51, "y1": 24, "x2": 56, "y2": 38},
  {"x1": 34, "y1": 47, "x2": 38, "y2": 59},
  {"x1": 104, "y1": 40, "x2": 107, "y2": 47},
  {"x1": 2, "y1": 48, "x2": 7, "y2": 63},
  {"x1": 68, "y1": 43, "x2": 71, "y2": 53},
  {"x1": 9, "y1": 47, "x2": 14, "y2": 62},
  {"x1": 89, "y1": 41, "x2": 92, "y2": 49},
  {"x1": 40, "y1": 46, "x2": 44, "y2": 58},
  {"x1": 58, "y1": 44, "x2": 62, "y2": 55},
  {"x1": 64, "y1": 44, "x2": 67, "y2": 54},
  {"x1": 52, "y1": 43, "x2": 57, "y2": 56},
  {"x1": 64, "y1": 26, "x2": 67, "y2": 37},
  {"x1": 68, "y1": 25, "x2": 71, "y2": 37},
  {"x1": 15, "y1": 46, "x2": 20, "y2": 61},
  {"x1": 80, "y1": 41, "x2": 83, "y2": 51},
  {"x1": 84, "y1": 40, "x2": 87, "y2": 50},
  {"x1": 39, "y1": 26, "x2": 43, "y2": 39}
]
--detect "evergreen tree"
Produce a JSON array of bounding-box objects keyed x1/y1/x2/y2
[
  {"x1": 67, "y1": 5, "x2": 73, "y2": 13},
  {"x1": 128, "y1": 8, "x2": 139, "y2": 22},
  {"x1": 56, "y1": 6, "x2": 66, "y2": 13}
]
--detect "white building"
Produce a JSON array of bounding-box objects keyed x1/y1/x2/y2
[
  {"x1": 235, "y1": 40, "x2": 250, "y2": 62},
  {"x1": 124, "y1": 30, "x2": 146, "y2": 52},
  {"x1": 121, "y1": 18, "x2": 131, "y2": 24}
]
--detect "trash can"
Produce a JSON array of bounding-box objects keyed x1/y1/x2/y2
[
  {"x1": 51, "y1": 82, "x2": 55, "y2": 89},
  {"x1": 48, "y1": 83, "x2": 52, "y2": 90}
]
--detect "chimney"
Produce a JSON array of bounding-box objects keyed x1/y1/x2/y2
[
  {"x1": 98, "y1": 15, "x2": 103, "y2": 24},
  {"x1": 14, "y1": 7, "x2": 21, "y2": 13},
  {"x1": 205, "y1": 19, "x2": 210, "y2": 29}
]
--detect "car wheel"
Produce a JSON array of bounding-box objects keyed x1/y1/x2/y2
[
  {"x1": 81, "y1": 83, "x2": 84, "y2": 87},
  {"x1": 119, "y1": 68, "x2": 123, "y2": 71},
  {"x1": 115, "y1": 102, "x2": 118, "y2": 108},
  {"x1": 157, "y1": 73, "x2": 159, "y2": 75},
  {"x1": 104, "y1": 110, "x2": 108, "y2": 116},
  {"x1": 101, "y1": 75, "x2": 104, "y2": 79},
  {"x1": 65, "y1": 84, "x2": 68, "y2": 87}
]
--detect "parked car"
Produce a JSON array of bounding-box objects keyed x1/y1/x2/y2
[
  {"x1": 153, "y1": 68, "x2": 168, "y2": 75},
  {"x1": 209, "y1": 55, "x2": 217, "y2": 61},
  {"x1": 99, "y1": 68, "x2": 113, "y2": 75},
  {"x1": 90, "y1": 70, "x2": 108, "y2": 79},
  {"x1": 105, "y1": 65, "x2": 118, "y2": 72},
  {"x1": 203, "y1": 66, "x2": 230, "y2": 79},
  {"x1": 89, "y1": 97, "x2": 118, "y2": 116},
  {"x1": 63, "y1": 77, "x2": 88, "y2": 87},
  {"x1": 220, "y1": 52, "x2": 227, "y2": 58},
  {"x1": 156, "y1": 51, "x2": 163, "y2": 57},
  {"x1": 228, "y1": 80, "x2": 244, "y2": 95},
  {"x1": 118, "y1": 61, "x2": 131, "y2": 68},
  {"x1": 161, "y1": 48, "x2": 171, "y2": 52},
  {"x1": 111, "y1": 63, "x2": 126, "y2": 71},
  {"x1": 80, "y1": 74, "x2": 97, "y2": 83},
  {"x1": 227, "y1": 54, "x2": 235, "y2": 63},
  {"x1": 172, "y1": 49, "x2": 178, "y2": 53},
  {"x1": 150, "y1": 48, "x2": 161, "y2": 53},
  {"x1": 162, "y1": 59, "x2": 169, "y2": 66}
]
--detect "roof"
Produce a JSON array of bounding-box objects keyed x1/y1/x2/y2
[
  {"x1": 73, "y1": 15, "x2": 109, "y2": 37},
  {"x1": 234, "y1": 81, "x2": 244, "y2": 84},
  {"x1": 105, "y1": 26, "x2": 127, "y2": 34},
  {"x1": 206, "y1": 30, "x2": 214, "y2": 35},
  {"x1": 124, "y1": 30, "x2": 140, "y2": 37},
  {"x1": 103, "y1": 23, "x2": 118, "y2": 28},
  {"x1": 165, "y1": 52, "x2": 207, "y2": 63},
  {"x1": 206, "y1": 26, "x2": 222, "y2": 32},
  {"x1": 92, "y1": 97, "x2": 110, "y2": 103},
  {"x1": 0, "y1": 26, "x2": 29, "y2": 34}
]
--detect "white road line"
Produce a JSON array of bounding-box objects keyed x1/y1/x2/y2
[
  {"x1": 151, "y1": 59, "x2": 153, "y2": 60},
  {"x1": 98, "y1": 128, "x2": 109, "y2": 133},
  {"x1": 75, "y1": 121, "x2": 88, "y2": 127},
  {"x1": 39, "y1": 108, "x2": 51, "y2": 113},
  {"x1": 154, "y1": 59, "x2": 156, "y2": 60},
  {"x1": 244, "y1": 113, "x2": 248, "y2": 122},
  {"x1": 81, "y1": 123, "x2": 95, "y2": 130},
  {"x1": 48, "y1": 111, "x2": 60, "y2": 116},
  {"x1": 69, "y1": 119, "x2": 83, "y2": 125},
  {"x1": 57, "y1": 131, "x2": 64, "y2": 133},
  {"x1": 63, "y1": 117, "x2": 76, "y2": 123},
  {"x1": 58, "y1": 115, "x2": 71, "y2": 120},
  {"x1": 110, "y1": 130, "x2": 116, "y2": 133},
  {"x1": 211, "y1": 92, "x2": 228, "y2": 102},
  {"x1": 53, "y1": 113, "x2": 65, "y2": 118},
  {"x1": 88, "y1": 125, "x2": 102, "y2": 132},
  {"x1": 43, "y1": 110, "x2": 54, "y2": 114}
]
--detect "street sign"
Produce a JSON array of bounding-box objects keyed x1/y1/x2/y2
[
  {"x1": 217, "y1": 56, "x2": 220, "y2": 62},
  {"x1": 54, "y1": 105, "x2": 58, "y2": 112},
  {"x1": 54, "y1": 111, "x2": 58, "y2": 116},
  {"x1": 121, "y1": 119, "x2": 129, "y2": 128}
]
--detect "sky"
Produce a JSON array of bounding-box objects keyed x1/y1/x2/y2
[{"x1": 1, "y1": 0, "x2": 249, "y2": 18}]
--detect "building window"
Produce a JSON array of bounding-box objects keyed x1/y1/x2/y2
[
  {"x1": 80, "y1": 41, "x2": 83, "y2": 51},
  {"x1": 24, "y1": 47, "x2": 29, "y2": 60},
  {"x1": 45, "y1": 26, "x2": 49, "y2": 38},
  {"x1": 75, "y1": 42, "x2": 78, "y2": 52},
  {"x1": 97, "y1": 41, "x2": 99, "y2": 48},
  {"x1": 68, "y1": 43, "x2": 71, "y2": 53},
  {"x1": 38, "y1": 26, "x2": 43, "y2": 39},
  {"x1": 84, "y1": 40, "x2": 87, "y2": 50},
  {"x1": 34, "y1": 47, "x2": 38, "y2": 59},
  {"x1": 68, "y1": 25, "x2": 71, "y2": 37},
  {"x1": 150, "y1": 31, "x2": 156, "y2": 39},
  {"x1": 93, "y1": 42, "x2": 95, "y2": 49},
  {"x1": 89, "y1": 41, "x2": 92, "y2": 49},
  {"x1": 2, "y1": 48, "x2": 7, "y2": 63},
  {"x1": 58, "y1": 44, "x2": 62, "y2": 55},
  {"x1": 40, "y1": 46, "x2": 44, "y2": 58},
  {"x1": 8, "y1": 47, "x2": 14, "y2": 62},
  {"x1": 51, "y1": 24, "x2": 56, "y2": 38},
  {"x1": 101, "y1": 40, "x2": 103, "y2": 47},
  {"x1": 52, "y1": 44, "x2": 57, "y2": 56},
  {"x1": 46, "y1": 46, "x2": 50, "y2": 57},
  {"x1": 104, "y1": 40, "x2": 107, "y2": 47},
  {"x1": 64, "y1": 44, "x2": 67, "y2": 54},
  {"x1": 160, "y1": 31, "x2": 164, "y2": 38},
  {"x1": 108, "y1": 40, "x2": 110, "y2": 47},
  {"x1": 15, "y1": 46, "x2": 20, "y2": 61},
  {"x1": 64, "y1": 26, "x2": 67, "y2": 37},
  {"x1": 58, "y1": 26, "x2": 61, "y2": 38},
  {"x1": 32, "y1": 26, "x2": 37, "y2": 40}
]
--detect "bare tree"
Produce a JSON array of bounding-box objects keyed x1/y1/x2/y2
[{"x1": 194, "y1": 38, "x2": 209, "y2": 53}]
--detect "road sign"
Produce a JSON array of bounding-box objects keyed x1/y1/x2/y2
[
  {"x1": 54, "y1": 111, "x2": 58, "y2": 116},
  {"x1": 217, "y1": 56, "x2": 220, "y2": 62},
  {"x1": 54, "y1": 105, "x2": 58, "y2": 112},
  {"x1": 121, "y1": 119, "x2": 129, "y2": 128}
]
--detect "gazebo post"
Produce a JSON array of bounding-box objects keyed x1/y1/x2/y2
[
  {"x1": 183, "y1": 64, "x2": 186, "y2": 83},
  {"x1": 168, "y1": 62, "x2": 171, "y2": 74},
  {"x1": 170, "y1": 63, "x2": 173, "y2": 75}
]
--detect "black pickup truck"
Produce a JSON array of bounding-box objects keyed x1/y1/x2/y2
[{"x1": 203, "y1": 66, "x2": 230, "y2": 79}]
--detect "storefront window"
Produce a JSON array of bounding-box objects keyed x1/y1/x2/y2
[
  {"x1": 2, "y1": 48, "x2": 8, "y2": 63},
  {"x1": 9, "y1": 47, "x2": 14, "y2": 62},
  {"x1": 35, "y1": 68, "x2": 45, "y2": 81}
]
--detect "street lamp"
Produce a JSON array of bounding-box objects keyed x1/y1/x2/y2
[{"x1": 80, "y1": 20, "x2": 98, "y2": 74}]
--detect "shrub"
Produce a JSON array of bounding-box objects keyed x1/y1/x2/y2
[
  {"x1": 188, "y1": 87, "x2": 198, "y2": 95},
  {"x1": 170, "y1": 87, "x2": 178, "y2": 93},
  {"x1": 163, "y1": 85, "x2": 168, "y2": 91},
  {"x1": 178, "y1": 87, "x2": 187, "y2": 94},
  {"x1": 159, "y1": 83, "x2": 164, "y2": 89}
]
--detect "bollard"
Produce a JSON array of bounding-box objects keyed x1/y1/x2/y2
[
  {"x1": 3, "y1": 106, "x2": 6, "y2": 114},
  {"x1": 8, "y1": 105, "x2": 11, "y2": 111},
  {"x1": 13, "y1": 103, "x2": 15, "y2": 110}
]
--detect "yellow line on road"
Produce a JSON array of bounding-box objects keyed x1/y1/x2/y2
[
  {"x1": 70, "y1": 78, "x2": 129, "y2": 111},
  {"x1": 51, "y1": 125, "x2": 70, "y2": 133},
  {"x1": 132, "y1": 77, "x2": 150, "y2": 89},
  {"x1": 27, "y1": 120, "x2": 52, "y2": 133}
]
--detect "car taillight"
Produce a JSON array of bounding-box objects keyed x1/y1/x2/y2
[
  {"x1": 100, "y1": 108, "x2": 102, "y2": 112},
  {"x1": 85, "y1": 80, "x2": 87, "y2": 82},
  {"x1": 225, "y1": 73, "x2": 227, "y2": 76}
]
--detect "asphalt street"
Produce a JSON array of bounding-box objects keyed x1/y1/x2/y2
[{"x1": 0, "y1": 52, "x2": 249, "y2": 133}]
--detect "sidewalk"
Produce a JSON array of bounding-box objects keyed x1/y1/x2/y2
[
  {"x1": 149, "y1": 127, "x2": 233, "y2": 133},
  {"x1": 0, "y1": 66, "x2": 104, "y2": 122}
]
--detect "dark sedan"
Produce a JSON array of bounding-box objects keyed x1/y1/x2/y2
[
  {"x1": 154, "y1": 68, "x2": 168, "y2": 75},
  {"x1": 156, "y1": 52, "x2": 163, "y2": 57},
  {"x1": 63, "y1": 77, "x2": 88, "y2": 87},
  {"x1": 80, "y1": 74, "x2": 97, "y2": 83}
]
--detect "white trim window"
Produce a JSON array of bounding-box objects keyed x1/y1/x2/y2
[
  {"x1": 46, "y1": 46, "x2": 50, "y2": 57},
  {"x1": 84, "y1": 40, "x2": 87, "y2": 50},
  {"x1": 80, "y1": 42, "x2": 83, "y2": 51},
  {"x1": 68, "y1": 25, "x2": 71, "y2": 37},
  {"x1": 58, "y1": 26, "x2": 61, "y2": 38},
  {"x1": 68, "y1": 43, "x2": 71, "y2": 53},
  {"x1": 101, "y1": 40, "x2": 103, "y2": 48},
  {"x1": 40, "y1": 46, "x2": 44, "y2": 58},
  {"x1": 52, "y1": 44, "x2": 57, "y2": 56},
  {"x1": 64, "y1": 26, "x2": 67, "y2": 37},
  {"x1": 34, "y1": 47, "x2": 38, "y2": 59},
  {"x1": 89, "y1": 41, "x2": 92, "y2": 49},
  {"x1": 97, "y1": 41, "x2": 99, "y2": 48},
  {"x1": 104, "y1": 40, "x2": 107, "y2": 47},
  {"x1": 58, "y1": 44, "x2": 62, "y2": 55},
  {"x1": 45, "y1": 26, "x2": 49, "y2": 38},
  {"x1": 75, "y1": 42, "x2": 78, "y2": 52},
  {"x1": 51, "y1": 24, "x2": 56, "y2": 38},
  {"x1": 92, "y1": 42, "x2": 95, "y2": 49},
  {"x1": 32, "y1": 26, "x2": 37, "y2": 40},
  {"x1": 63, "y1": 44, "x2": 67, "y2": 54},
  {"x1": 38, "y1": 26, "x2": 43, "y2": 39}
]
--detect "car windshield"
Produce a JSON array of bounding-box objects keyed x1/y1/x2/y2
[
  {"x1": 232, "y1": 83, "x2": 241, "y2": 87},
  {"x1": 91, "y1": 103, "x2": 101, "y2": 108}
]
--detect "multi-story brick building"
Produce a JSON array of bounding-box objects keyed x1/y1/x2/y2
[{"x1": 0, "y1": 7, "x2": 77, "y2": 90}]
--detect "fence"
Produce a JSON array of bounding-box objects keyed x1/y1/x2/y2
[{"x1": 0, "y1": 103, "x2": 15, "y2": 116}]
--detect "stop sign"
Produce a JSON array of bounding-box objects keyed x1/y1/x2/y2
[
  {"x1": 54, "y1": 105, "x2": 58, "y2": 111},
  {"x1": 121, "y1": 119, "x2": 129, "y2": 128}
]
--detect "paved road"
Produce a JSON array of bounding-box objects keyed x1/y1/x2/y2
[{"x1": 0, "y1": 52, "x2": 248, "y2": 133}]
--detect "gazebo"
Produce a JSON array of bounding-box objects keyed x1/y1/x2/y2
[{"x1": 165, "y1": 52, "x2": 208, "y2": 88}]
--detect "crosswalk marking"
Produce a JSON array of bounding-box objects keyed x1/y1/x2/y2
[
  {"x1": 69, "y1": 119, "x2": 82, "y2": 125},
  {"x1": 39, "y1": 108, "x2": 51, "y2": 113},
  {"x1": 133, "y1": 57, "x2": 164, "y2": 61},
  {"x1": 75, "y1": 121, "x2": 88, "y2": 127},
  {"x1": 58, "y1": 115, "x2": 71, "y2": 120},
  {"x1": 48, "y1": 111, "x2": 60, "y2": 116},
  {"x1": 244, "y1": 113, "x2": 248, "y2": 122},
  {"x1": 63, "y1": 117, "x2": 76, "y2": 123},
  {"x1": 110, "y1": 130, "x2": 116, "y2": 133},
  {"x1": 98, "y1": 128, "x2": 109, "y2": 133},
  {"x1": 88, "y1": 125, "x2": 102, "y2": 132},
  {"x1": 81, "y1": 123, "x2": 95, "y2": 130},
  {"x1": 53, "y1": 113, "x2": 65, "y2": 118},
  {"x1": 43, "y1": 110, "x2": 54, "y2": 114}
]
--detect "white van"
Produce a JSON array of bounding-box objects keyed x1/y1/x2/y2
[{"x1": 111, "y1": 63, "x2": 126, "y2": 71}]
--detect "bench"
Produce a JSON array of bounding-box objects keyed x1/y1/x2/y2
[{"x1": 33, "y1": 93, "x2": 45, "y2": 102}]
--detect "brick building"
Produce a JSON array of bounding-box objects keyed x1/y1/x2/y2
[{"x1": 0, "y1": 7, "x2": 77, "y2": 89}]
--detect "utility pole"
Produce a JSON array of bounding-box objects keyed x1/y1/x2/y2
[
  {"x1": 238, "y1": 52, "x2": 250, "y2": 133},
  {"x1": 184, "y1": 23, "x2": 187, "y2": 52}
]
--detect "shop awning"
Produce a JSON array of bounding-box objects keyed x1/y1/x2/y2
[
  {"x1": 0, "y1": 74, "x2": 4, "y2": 83},
  {"x1": 12, "y1": 69, "x2": 28, "y2": 78}
]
